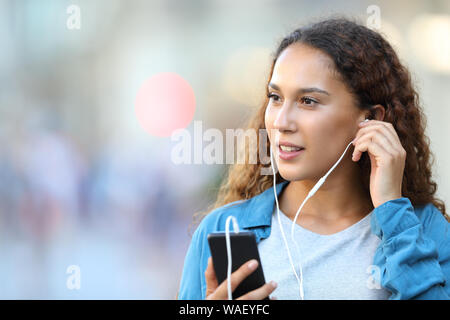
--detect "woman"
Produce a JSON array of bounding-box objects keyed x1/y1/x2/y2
[{"x1": 178, "y1": 17, "x2": 450, "y2": 300}]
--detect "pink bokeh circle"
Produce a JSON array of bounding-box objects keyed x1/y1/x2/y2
[{"x1": 135, "y1": 72, "x2": 196, "y2": 137}]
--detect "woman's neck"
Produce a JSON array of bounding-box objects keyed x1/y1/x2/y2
[{"x1": 279, "y1": 170, "x2": 373, "y2": 223}]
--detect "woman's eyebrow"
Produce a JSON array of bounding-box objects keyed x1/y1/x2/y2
[{"x1": 268, "y1": 83, "x2": 330, "y2": 96}]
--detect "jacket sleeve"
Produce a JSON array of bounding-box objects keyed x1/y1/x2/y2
[
  {"x1": 371, "y1": 197, "x2": 450, "y2": 300},
  {"x1": 177, "y1": 225, "x2": 205, "y2": 300}
]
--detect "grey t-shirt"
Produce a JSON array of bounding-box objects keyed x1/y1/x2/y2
[{"x1": 258, "y1": 208, "x2": 392, "y2": 300}]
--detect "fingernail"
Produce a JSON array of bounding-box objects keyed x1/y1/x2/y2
[
  {"x1": 248, "y1": 260, "x2": 258, "y2": 270},
  {"x1": 270, "y1": 280, "x2": 278, "y2": 289}
]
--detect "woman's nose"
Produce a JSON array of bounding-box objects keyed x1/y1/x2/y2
[{"x1": 273, "y1": 103, "x2": 296, "y2": 132}]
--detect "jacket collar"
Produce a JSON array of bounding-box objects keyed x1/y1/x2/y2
[{"x1": 239, "y1": 180, "x2": 290, "y2": 229}]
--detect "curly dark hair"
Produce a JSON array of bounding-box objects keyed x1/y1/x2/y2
[{"x1": 194, "y1": 16, "x2": 448, "y2": 227}]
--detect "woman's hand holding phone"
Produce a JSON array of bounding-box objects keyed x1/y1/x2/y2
[{"x1": 204, "y1": 257, "x2": 277, "y2": 300}]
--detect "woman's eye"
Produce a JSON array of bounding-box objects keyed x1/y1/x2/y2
[
  {"x1": 267, "y1": 94, "x2": 318, "y2": 106},
  {"x1": 267, "y1": 93, "x2": 280, "y2": 102},
  {"x1": 301, "y1": 97, "x2": 318, "y2": 105}
]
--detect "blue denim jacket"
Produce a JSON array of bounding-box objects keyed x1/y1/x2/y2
[{"x1": 178, "y1": 181, "x2": 450, "y2": 300}]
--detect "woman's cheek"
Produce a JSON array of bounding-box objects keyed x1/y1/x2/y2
[{"x1": 264, "y1": 108, "x2": 275, "y2": 140}]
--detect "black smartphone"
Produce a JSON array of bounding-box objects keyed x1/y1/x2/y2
[{"x1": 207, "y1": 231, "x2": 268, "y2": 300}]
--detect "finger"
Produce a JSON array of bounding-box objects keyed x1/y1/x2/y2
[
  {"x1": 205, "y1": 257, "x2": 219, "y2": 296},
  {"x1": 355, "y1": 123, "x2": 400, "y2": 150},
  {"x1": 353, "y1": 137, "x2": 393, "y2": 163},
  {"x1": 353, "y1": 130, "x2": 397, "y2": 162},
  {"x1": 374, "y1": 120, "x2": 402, "y2": 145},
  {"x1": 375, "y1": 121, "x2": 407, "y2": 157},
  {"x1": 214, "y1": 259, "x2": 259, "y2": 298},
  {"x1": 359, "y1": 120, "x2": 403, "y2": 148},
  {"x1": 236, "y1": 280, "x2": 278, "y2": 300}
]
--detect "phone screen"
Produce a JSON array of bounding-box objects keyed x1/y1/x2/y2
[{"x1": 207, "y1": 231, "x2": 268, "y2": 299}]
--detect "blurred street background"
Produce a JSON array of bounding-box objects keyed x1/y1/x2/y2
[{"x1": 0, "y1": 0, "x2": 449, "y2": 299}]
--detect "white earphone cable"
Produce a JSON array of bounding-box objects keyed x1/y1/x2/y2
[
  {"x1": 223, "y1": 118, "x2": 366, "y2": 300},
  {"x1": 270, "y1": 148, "x2": 305, "y2": 299},
  {"x1": 225, "y1": 215, "x2": 240, "y2": 300},
  {"x1": 271, "y1": 135, "x2": 359, "y2": 300}
]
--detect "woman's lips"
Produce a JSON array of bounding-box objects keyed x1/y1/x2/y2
[{"x1": 278, "y1": 145, "x2": 305, "y2": 160}]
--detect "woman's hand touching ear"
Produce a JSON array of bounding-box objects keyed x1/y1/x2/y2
[{"x1": 352, "y1": 120, "x2": 406, "y2": 208}]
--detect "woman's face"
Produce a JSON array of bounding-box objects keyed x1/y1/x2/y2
[{"x1": 265, "y1": 43, "x2": 364, "y2": 181}]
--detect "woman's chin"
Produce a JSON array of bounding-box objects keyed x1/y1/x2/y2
[{"x1": 278, "y1": 168, "x2": 306, "y2": 182}]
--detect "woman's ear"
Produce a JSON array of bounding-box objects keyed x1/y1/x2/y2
[{"x1": 368, "y1": 104, "x2": 386, "y2": 121}]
